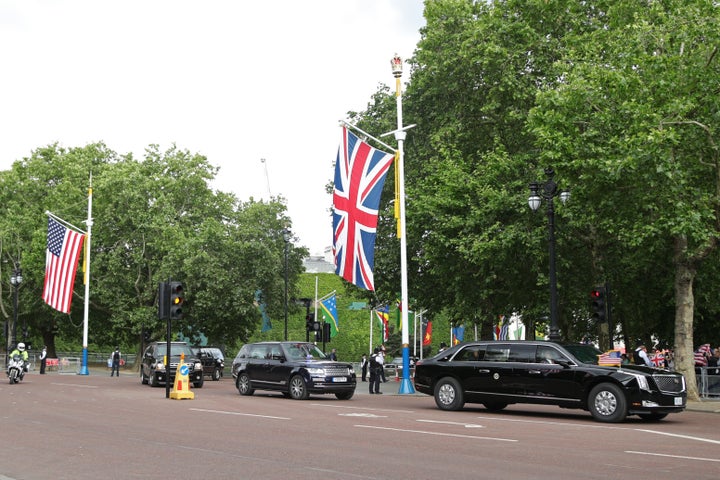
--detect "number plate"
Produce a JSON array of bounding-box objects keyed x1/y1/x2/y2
[
  {"x1": 674, "y1": 396, "x2": 682, "y2": 406},
  {"x1": 332, "y1": 377, "x2": 347, "y2": 383}
]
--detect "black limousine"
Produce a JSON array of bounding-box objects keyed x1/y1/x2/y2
[{"x1": 413, "y1": 340, "x2": 686, "y2": 423}]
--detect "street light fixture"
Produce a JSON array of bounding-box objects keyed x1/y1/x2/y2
[
  {"x1": 10, "y1": 266, "x2": 23, "y2": 350},
  {"x1": 283, "y1": 229, "x2": 291, "y2": 342},
  {"x1": 528, "y1": 168, "x2": 569, "y2": 342}
]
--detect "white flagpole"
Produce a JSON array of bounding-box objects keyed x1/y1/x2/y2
[
  {"x1": 389, "y1": 54, "x2": 415, "y2": 394},
  {"x1": 79, "y1": 177, "x2": 93, "y2": 375},
  {"x1": 369, "y1": 309, "x2": 374, "y2": 355}
]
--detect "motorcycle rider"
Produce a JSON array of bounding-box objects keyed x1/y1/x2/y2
[{"x1": 9, "y1": 343, "x2": 29, "y2": 372}]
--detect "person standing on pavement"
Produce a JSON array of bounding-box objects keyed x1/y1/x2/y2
[
  {"x1": 110, "y1": 346, "x2": 121, "y2": 377},
  {"x1": 360, "y1": 354, "x2": 368, "y2": 382},
  {"x1": 39, "y1": 346, "x2": 48, "y2": 374},
  {"x1": 329, "y1": 348, "x2": 337, "y2": 361},
  {"x1": 634, "y1": 344, "x2": 652, "y2": 367},
  {"x1": 369, "y1": 348, "x2": 383, "y2": 394},
  {"x1": 379, "y1": 345, "x2": 387, "y2": 382}
]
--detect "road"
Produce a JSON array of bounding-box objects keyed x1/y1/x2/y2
[{"x1": 1, "y1": 371, "x2": 718, "y2": 480}]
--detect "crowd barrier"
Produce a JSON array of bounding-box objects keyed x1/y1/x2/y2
[{"x1": 697, "y1": 367, "x2": 720, "y2": 398}]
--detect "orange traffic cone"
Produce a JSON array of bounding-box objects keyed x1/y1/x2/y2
[{"x1": 170, "y1": 355, "x2": 195, "y2": 400}]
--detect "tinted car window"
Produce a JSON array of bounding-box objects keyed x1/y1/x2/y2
[
  {"x1": 563, "y1": 344, "x2": 603, "y2": 364},
  {"x1": 454, "y1": 345, "x2": 485, "y2": 361},
  {"x1": 485, "y1": 344, "x2": 510, "y2": 362},
  {"x1": 509, "y1": 344, "x2": 535, "y2": 362},
  {"x1": 250, "y1": 345, "x2": 268, "y2": 359},
  {"x1": 536, "y1": 345, "x2": 567, "y2": 364}
]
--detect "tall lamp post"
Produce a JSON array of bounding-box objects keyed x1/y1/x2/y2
[
  {"x1": 528, "y1": 168, "x2": 569, "y2": 342},
  {"x1": 283, "y1": 229, "x2": 290, "y2": 341},
  {"x1": 10, "y1": 266, "x2": 23, "y2": 350}
]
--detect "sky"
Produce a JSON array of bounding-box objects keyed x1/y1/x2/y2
[{"x1": 0, "y1": 1, "x2": 426, "y2": 256}]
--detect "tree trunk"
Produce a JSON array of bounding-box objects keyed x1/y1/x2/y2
[{"x1": 673, "y1": 245, "x2": 699, "y2": 401}]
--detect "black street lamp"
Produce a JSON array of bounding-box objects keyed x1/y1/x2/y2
[
  {"x1": 283, "y1": 229, "x2": 290, "y2": 341},
  {"x1": 10, "y1": 266, "x2": 23, "y2": 349},
  {"x1": 528, "y1": 168, "x2": 569, "y2": 342}
]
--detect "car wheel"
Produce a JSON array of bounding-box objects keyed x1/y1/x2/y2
[
  {"x1": 434, "y1": 377, "x2": 464, "y2": 411},
  {"x1": 236, "y1": 373, "x2": 254, "y2": 396},
  {"x1": 193, "y1": 375, "x2": 204, "y2": 388},
  {"x1": 289, "y1": 375, "x2": 309, "y2": 400},
  {"x1": 483, "y1": 401, "x2": 508, "y2": 412},
  {"x1": 335, "y1": 391, "x2": 354, "y2": 400},
  {"x1": 141, "y1": 370, "x2": 148, "y2": 385},
  {"x1": 638, "y1": 412, "x2": 668, "y2": 421},
  {"x1": 212, "y1": 368, "x2": 221, "y2": 381},
  {"x1": 588, "y1": 382, "x2": 627, "y2": 423},
  {"x1": 150, "y1": 372, "x2": 159, "y2": 387}
]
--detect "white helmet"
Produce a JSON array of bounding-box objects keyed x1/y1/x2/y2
[{"x1": 17, "y1": 343, "x2": 25, "y2": 352}]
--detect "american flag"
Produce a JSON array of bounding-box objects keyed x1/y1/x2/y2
[
  {"x1": 695, "y1": 344, "x2": 711, "y2": 366},
  {"x1": 332, "y1": 127, "x2": 395, "y2": 291},
  {"x1": 598, "y1": 350, "x2": 622, "y2": 366},
  {"x1": 43, "y1": 217, "x2": 85, "y2": 313}
]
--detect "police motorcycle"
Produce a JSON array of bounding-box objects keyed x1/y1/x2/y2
[{"x1": 7, "y1": 343, "x2": 28, "y2": 384}]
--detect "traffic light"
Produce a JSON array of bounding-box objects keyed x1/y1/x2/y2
[
  {"x1": 306, "y1": 313, "x2": 315, "y2": 332},
  {"x1": 158, "y1": 282, "x2": 170, "y2": 319},
  {"x1": 590, "y1": 286, "x2": 607, "y2": 323},
  {"x1": 169, "y1": 281, "x2": 184, "y2": 320}
]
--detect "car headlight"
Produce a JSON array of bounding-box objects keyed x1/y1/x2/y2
[
  {"x1": 155, "y1": 362, "x2": 165, "y2": 372},
  {"x1": 307, "y1": 367, "x2": 325, "y2": 376},
  {"x1": 194, "y1": 362, "x2": 202, "y2": 370},
  {"x1": 627, "y1": 372, "x2": 650, "y2": 391}
]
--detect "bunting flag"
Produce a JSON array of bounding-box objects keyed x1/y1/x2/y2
[
  {"x1": 395, "y1": 296, "x2": 402, "y2": 331},
  {"x1": 43, "y1": 217, "x2": 85, "y2": 314},
  {"x1": 254, "y1": 290, "x2": 272, "y2": 332},
  {"x1": 321, "y1": 293, "x2": 339, "y2": 338},
  {"x1": 494, "y1": 315, "x2": 509, "y2": 340},
  {"x1": 422, "y1": 318, "x2": 433, "y2": 346},
  {"x1": 452, "y1": 325, "x2": 465, "y2": 345},
  {"x1": 332, "y1": 127, "x2": 395, "y2": 291},
  {"x1": 375, "y1": 307, "x2": 389, "y2": 342}
]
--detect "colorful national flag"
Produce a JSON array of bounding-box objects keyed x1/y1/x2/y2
[
  {"x1": 332, "y1": 127, "x2": 395, "y2": 291},
  {"x1": 254, "y1": 290, "x2": 272, "y2": 332},
  {"x1": 494, "y1": 315, "x2": 509, "y2": 340},
  {"x1": 695, "y1": 344, "x2": 711, "y2": 366},
  {"x1": 650, "y1": 352, "x2": 666, "y2": 368},
  {"x1": 598, "y1": 350, "x2": 622, "y2": 366},
  {"x1": 321, "y1": 293, "x2": 339, "y2": 338},
  {"x1": 395, "y1": 296, "x2": 402, "y2": 331},
  {"x1": 452, "y1": 325, "x2": 465, "y2": 345},
  {"x1": 375, "y1": 307, "x2": 389, "y2": 342},
  {"x1": 43, "y1": 217, "x2": 85, "y2": 314},
  {"x1": 422, "y1": 318, "x2": 432, "y2": 346}
]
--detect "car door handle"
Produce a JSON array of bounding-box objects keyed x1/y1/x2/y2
[
  {"x1": 475, "y1": 368, "x2": 490, "y2": 373},
  {"x1": 529, "y1": 370, "x2": 542, "y2": 374}
]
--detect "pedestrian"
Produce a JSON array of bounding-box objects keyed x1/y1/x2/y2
[
  {"x1": 369, "y1": 348, "x2": 383, "y2": 394},
  {"x1": 439, "y1": 342, "x2": 448, "y2": 353},
  {"x1": 329, "y1": 348, "x2": 337, "y2": 361},
  {"x1": 634, "y1": 344, "x2": 652, "y2": 367},
  {"x1": 378, "y1": 346, "x2": 387, "y2": 382},
  {"x1": 360, "y1": 354, "x2": 368, "y2": 382},
  {"x1": 39, "y1": 345, "x2": 48, "y2": 374},
  {"x1": 111, "y1": 346, "x2": 121, "y2": 377},
  {"x1": 620, "y1": 353, "x2": 630, "y2": 365}
]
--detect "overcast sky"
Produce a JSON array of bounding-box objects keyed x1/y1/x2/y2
[{"x1": 0, "y1": 1, "x2": 425, "y2": 256}]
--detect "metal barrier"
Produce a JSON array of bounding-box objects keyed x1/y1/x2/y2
[{"x1": 697, "y1": 367, "x2": 720, "y2": 398}]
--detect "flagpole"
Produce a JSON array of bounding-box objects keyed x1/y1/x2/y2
[
  {"x1": 369, "y1": 309, "x2": 373, "y2": 354},
  {"x1": 79, "y1": 178, "x2": 93, "y2": 375},
  {"x1": 340, "y1": 120, "x2": 396, "y2": 153},
  {"x1": 387, "y1": 55, "x2": 415, "y2": 394}
]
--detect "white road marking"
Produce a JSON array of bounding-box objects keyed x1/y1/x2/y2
[
  {"x1": 626, "y1": 451, "x2": 720, "y2": 463},
  {"x1": 315, "y1": 403, "x2": 414, "y2": 413},
  {"x1": 634, "y1": 429, "x2": 720, "y2": 445},
  {"x1": 189, "y1": 408, "x2": 289, "y2": 420},
  {"x1": 50, "y1": 383, "x2": 98, "y2": 388},
  {"x1": 339, "y1": 413, "x2": 388, "y2": 418},
  {"x1": 417, "y1": 419, "x2": 485, "y2": 428},
  {"x1": 355, "y1": 424, "x2": 517, "y2": 442}
]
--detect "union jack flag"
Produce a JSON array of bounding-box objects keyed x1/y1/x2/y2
[{"x1": 332, "y1": 127, "x2": 395, "y2": 291}]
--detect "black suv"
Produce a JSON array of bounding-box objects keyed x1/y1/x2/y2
[
  {"x1": 414, "y1": 340, "x2": 686, "y2": 423},
  {"x1": 141, "y1": 341, "x2": 204, "y2": 388},
  {"x1": 192, "y1": 346, "x2": 225, "y2": 381},
  {"x1": 231, "y1": 341, "x2": 356, "y2": 400}
]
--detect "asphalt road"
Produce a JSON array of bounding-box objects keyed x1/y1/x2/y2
[{"x1": 1, "y1": 371, "x2": 719, "y2": 480}]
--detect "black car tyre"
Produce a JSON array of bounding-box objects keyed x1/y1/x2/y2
[
  {"x1": 141, "y1": 370, "x2": 149, "y2": 385},
  {"x1": 237, "y1": 373, "x2": 254, "y2": 395},
  {"x1": 150, "y1": 372, "x2": 160, "y2": 387},
  {"x1": 289, "y1": 375, "x2": 309, "y2": 400},
  {"x1": 434, "y1": 377, "x2": 464, "y2": 411},
  {"x1": 588, "y1": 382, "x2": 627, "y2": 423},
  {"x1": 193, "y1": 375, "x2": 204, "y2": 388},
  {"x1": 212, "y1": 368, "x2": 222, "y2": 381},
  {"x1": 638, "y1": 412, "x2": 668, "y2": 421},
  {"x1": 335, "y1": 391, "x2": 354, "y2": 400},
  {"x1": 483, "y1": 401, "x2": 508, "y2": 412}
]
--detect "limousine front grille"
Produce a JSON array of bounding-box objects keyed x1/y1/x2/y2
[{"x1": 653, "y1": 374, "x2": 685, "y2": 394}]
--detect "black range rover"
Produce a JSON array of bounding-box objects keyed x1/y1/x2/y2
[
  {"x1": 141, "y1": 341, "x2": 204, "y2": 388},
  {"x1": 413, "y1": 340, "x2": 686, "y2": 423},
  {"x1": 231, "y1": 341, "x2": 356, "y2": 400}
]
